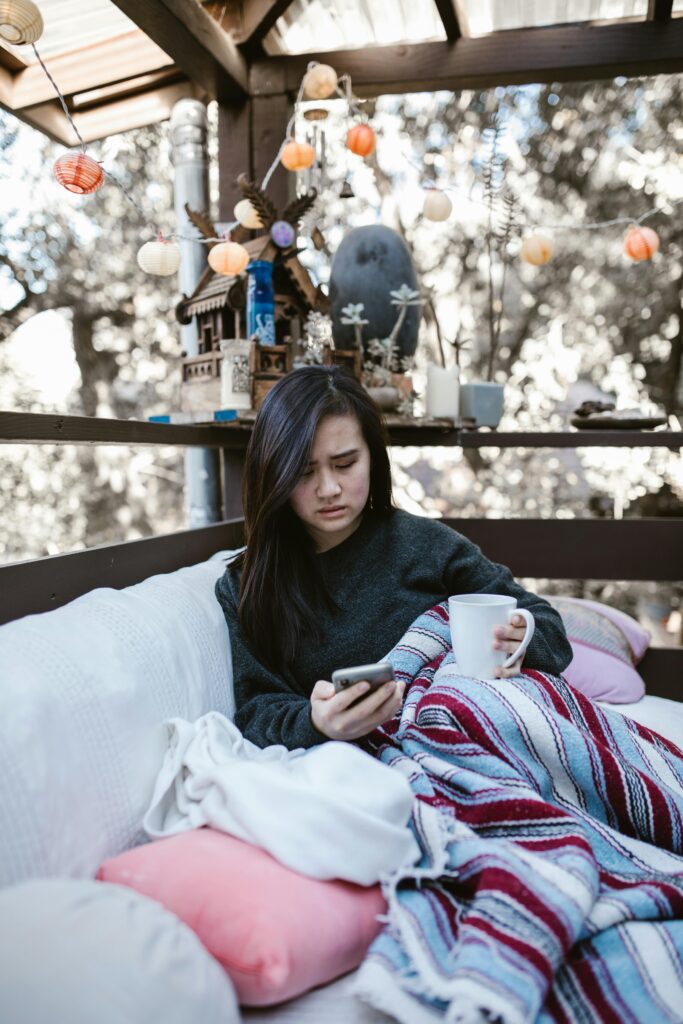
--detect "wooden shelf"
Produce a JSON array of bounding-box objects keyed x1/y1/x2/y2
[
  {"x1": 0, "y1": 411, "x2": 243, "y2": 449},
  {"x1": 1, "y1": 411, "x2": 681, "y2": 450}
]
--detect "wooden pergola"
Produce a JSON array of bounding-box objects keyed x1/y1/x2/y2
[{"x1": 1, "y1": 1, "x2": 681, "y2": 218}]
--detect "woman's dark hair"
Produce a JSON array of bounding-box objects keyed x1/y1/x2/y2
[{"x1": 233, "y1": 365, "x2": 393, "y2": 671}]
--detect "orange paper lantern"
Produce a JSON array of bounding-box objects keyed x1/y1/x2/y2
[
  {"x1": 280, "y1": 141, "x2": 315, "y2": 172},
  {"x1": 346, "y1": 124, "x2": 375, "y2": 158},
  {"x1": 53, "y1": 152, "x2": 104, "y2": 195},
  {"x1": 208, "y1": 241, "x2": 250, "y2": 277},
  {"x1": 624, "y1": 225, "x2": 659, "y2": 262}
]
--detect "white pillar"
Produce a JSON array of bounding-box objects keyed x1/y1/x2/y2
[{"x1": 170, "y1": 98, "x2": 221, "y2": 528}]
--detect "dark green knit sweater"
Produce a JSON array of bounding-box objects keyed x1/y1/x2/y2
[{"x1": 214, "y1": 509, "x2": 572, "y2": 750}]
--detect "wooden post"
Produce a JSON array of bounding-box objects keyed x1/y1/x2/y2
[
  {"x1": 218, "y1": 100, "x2": 295, "y2": 220},
  {"x1": 218, "y1": 83, "x2": 294, "y2": 221},
  {"x1": 220, "y1": 449, "x2": 246, "y2": 519},
  {"x1": 218, "y1": 99, "x2": 252, "y2": 221},
  {"x1": 251, "y1": 93, "x2": 294, "y2": 214}
]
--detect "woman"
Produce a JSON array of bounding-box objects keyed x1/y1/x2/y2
[{"x1": 215, "y1": 366, "x2": 572, "y2": 750}]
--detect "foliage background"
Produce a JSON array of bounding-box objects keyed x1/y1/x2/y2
[{"x1": 1, "y1": 75, "x2": 681, "y2": 639}]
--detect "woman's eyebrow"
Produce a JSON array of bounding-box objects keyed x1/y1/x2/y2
[{"x1": 307, "y1": 448, "x2": 359, "y2": 465}]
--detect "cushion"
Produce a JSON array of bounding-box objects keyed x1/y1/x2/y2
[
  {"x1": 97, "y1": 827, "x2": 387, "y2": 1007},
  {"x1": 544, "y1": 595, "x2": 650, "y2": 703},
  {"x1": 0, "y1": 878, "x2": 240, "y2": 1024},
  {"x1": 0, "y1": 550, "x2": 239, "y2": 887}
]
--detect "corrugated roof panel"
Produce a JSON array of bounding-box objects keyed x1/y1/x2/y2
[
  {"x1": 263, "y1": 0, "x2": 446, "y2": 56},
  {"x1": 460, "y1": 0, "x2": 649, "y2": 36},
  {"x1": 3, "y1": 0, "x2": 139, "y2": 64}
]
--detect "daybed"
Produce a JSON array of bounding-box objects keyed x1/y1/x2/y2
[{"x1": 0, "y1": 513, "x2": 681, "y2": 1021}]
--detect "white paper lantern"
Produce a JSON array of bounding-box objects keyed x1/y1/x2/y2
[
  {"x1": 234, "y1": 199, "x2": 263, "y2": 230},
  {"x1": 137, "y1": 239, "x2": 181, "y2": 276},
  {"x1": 0, "y1": 0, "x2": 43, "y2": 44},
  {"x1": 520, "y1": 234, "x2": 553, "y2": 266},
  {"x1": 423, "y1": 190, "x2": 452, "y2": 222},
  {"x1": 303, "y1": 63, "x2": 337, "y2": 100}
]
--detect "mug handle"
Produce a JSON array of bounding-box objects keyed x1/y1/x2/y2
[{"x1": 501, "y1": 608, "x2": 535, "y2": 669}]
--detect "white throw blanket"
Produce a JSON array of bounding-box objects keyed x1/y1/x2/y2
[{"x1": 143, "y1": 712, "x2": 420, "y2": 886}]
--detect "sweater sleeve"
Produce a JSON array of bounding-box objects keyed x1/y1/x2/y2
[
  {"x1": 215, "y1": 569, "x2": 329, "y2": 751},
  {"x1": 443, "y1": 529, "x2": 573, "y2": 677}
]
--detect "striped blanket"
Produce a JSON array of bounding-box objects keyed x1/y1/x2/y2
[{"x1": 354, "y1": 603, "x2": 683, "y2": 1024}]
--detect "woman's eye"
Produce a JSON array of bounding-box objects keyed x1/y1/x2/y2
[{"x1": 336, "y1": 462, "x2": 355, "y2": 471}]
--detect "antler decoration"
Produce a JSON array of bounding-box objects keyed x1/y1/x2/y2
[
  {"x1": 183, "y1": 203, "x2": 249, "y2": 246},
  {"x1": 237, "y1": 174, "x2": 278, "y2": 229},
  {"x1": 282, "y1": 189, "x2": 318, "y2": 229},
  {"x1": 184, "y1": 203, "x2": 218, "y2": 246}
]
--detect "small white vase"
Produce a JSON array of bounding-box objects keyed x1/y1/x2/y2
[{"x1": 426, "y1": 364, "x2": 460, "y2": 420}]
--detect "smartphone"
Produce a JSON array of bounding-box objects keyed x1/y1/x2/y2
[{"x1": 331, "y1": 661, "x2": 395, "y2": 695}]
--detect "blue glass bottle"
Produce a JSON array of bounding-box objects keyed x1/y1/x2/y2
[{"x1": 246, "y1": 260, "x2": 276, "y2": 346}]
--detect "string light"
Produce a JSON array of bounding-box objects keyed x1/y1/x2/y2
[{"x1": 18, "y1": 15, "x2": 677, "y2": 276}]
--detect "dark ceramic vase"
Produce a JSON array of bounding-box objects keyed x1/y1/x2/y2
[{"x1": 329, "y1": 225, "x2": 420, "y2": 359}]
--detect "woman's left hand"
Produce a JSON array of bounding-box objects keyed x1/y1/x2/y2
[{"x1": 493, "y1": 614, "x2": 527, "y2": 678}]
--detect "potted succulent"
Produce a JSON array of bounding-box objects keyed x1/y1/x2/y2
[{"x1": 341, "y1": 284, "x2": 421, "y2": 413}]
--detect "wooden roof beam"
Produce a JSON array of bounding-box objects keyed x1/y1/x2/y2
[
  {"x1": 9, "y1": 31, "x2": 174, "y2": 110},
  {"x1": 432, "y1": 0, "x2": 462, "y2": 41},
  {"x1": 239, "y1": 0, "x2": 299, "y2": 44},
  {"x1": 110, "y1": 0, "x2": 248, "y2": 99},
  {"x1": 647, "y1": 0, "x2": 674, "y2": 20},
  {"x1": 250, "y1": 18, "x2": 683, "y2": 96}
]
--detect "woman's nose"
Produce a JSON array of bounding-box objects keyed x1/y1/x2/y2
[{"x1": 317, "y1": 469, "x2": 342, "y2": 496}]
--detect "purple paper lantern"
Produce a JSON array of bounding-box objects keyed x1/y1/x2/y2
[{"x1": 270, "y1": 220, "x2": 296, "y2": 249}]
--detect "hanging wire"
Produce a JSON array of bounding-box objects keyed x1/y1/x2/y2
[
  {"x1": 260, "y1": 65, "x2": 310, "y2": 190},
  {"x1": 32, "y1": 43, "x2": 87, "y2": 153},
  {"x1": 30, "y1": 40, "x2": 680, "y2": 243},
  {"x1": 384, "y1": 127, "x2": 683, "y2": 233}
]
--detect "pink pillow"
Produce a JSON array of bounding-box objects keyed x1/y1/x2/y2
[
  {"x1": 97, "y1": 827, "x2": 386, "y2": 1007},
  {"x1": 543, "y1": 596, "x2": 650, "y2": 703}
]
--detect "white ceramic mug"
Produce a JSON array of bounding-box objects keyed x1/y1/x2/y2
[{"x1": 448, "y1": 594, "x2": 535, "y2": 681}]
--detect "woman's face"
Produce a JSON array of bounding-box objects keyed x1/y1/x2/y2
[{"x1": 289, "y1": 413, "x2": 371, "y2": 553}]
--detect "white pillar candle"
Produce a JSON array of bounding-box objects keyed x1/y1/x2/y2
[{"x1": 426, "y1": 364, "x2": 460, "y2": 419}]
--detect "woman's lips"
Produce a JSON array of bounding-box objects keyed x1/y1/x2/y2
[{"x1": 319, "y1": 506, "x2": 345, "y2": 516}]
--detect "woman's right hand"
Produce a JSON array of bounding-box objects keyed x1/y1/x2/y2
[{"x1": 310, "y1": 677, "x2": 405, "y2": 741}]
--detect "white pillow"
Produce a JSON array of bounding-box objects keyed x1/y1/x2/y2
[
  {"x1": 0, "y1": 878, "x2": 240, "y2": 1024},
  {"x1": 0, "y1": 551, "x2": 239, "y2": 886}
]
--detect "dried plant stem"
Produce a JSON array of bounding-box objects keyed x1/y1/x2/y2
[
  {"x1": 427, "y1": 297, "x2": 447, "y2": 368},
  {"x1": 487, "y1": 259, "x2": 507, "y2": 381},
  {"x1": 385, "y1": 306, "x2": 407, "y2": 373}
]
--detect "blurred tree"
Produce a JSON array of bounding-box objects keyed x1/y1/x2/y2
[
  {"x1": 0, "y1": 115, "x2": 186, "y2": 560},
  {"x1": 368, "y1": 77, "x2": 682, "y2": 415}
]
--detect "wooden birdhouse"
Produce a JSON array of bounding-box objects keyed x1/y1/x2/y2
[
  {"x1": 175, "y1": 176, "x2": 359, "y2": 412},
  {"x1": 176, "y1": 235, "x2": 324, "y2": 412}
]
